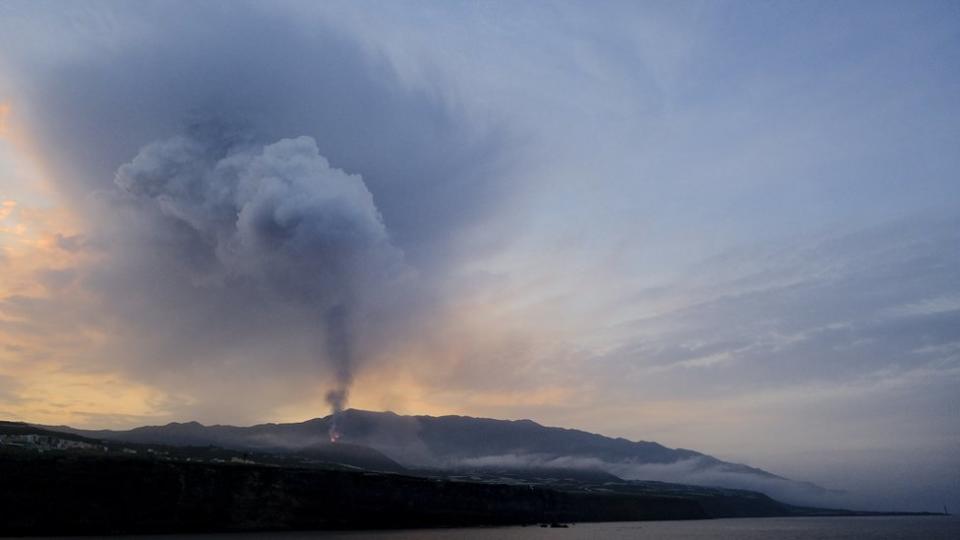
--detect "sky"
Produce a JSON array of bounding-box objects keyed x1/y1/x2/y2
[{"x1": 0, "y1": 0, "x2": 958, "y2": 511}]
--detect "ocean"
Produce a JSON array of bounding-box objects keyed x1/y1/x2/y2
[{"x1": 46, "y1": 516, "x2": 960, "y2": 539}]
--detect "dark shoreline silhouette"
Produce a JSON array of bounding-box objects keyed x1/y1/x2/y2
[{"x1": 0, "y1": 450, "x2": 942, "y2": 537}]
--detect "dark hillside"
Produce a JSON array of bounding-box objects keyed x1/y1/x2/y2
[{"x1": 0, "y1": 453, "x2": 707, "y2": 536}]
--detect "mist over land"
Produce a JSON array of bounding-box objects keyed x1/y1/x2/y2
[{"x1": 0, "y1": 0, "x2": 958, "y2": 529}]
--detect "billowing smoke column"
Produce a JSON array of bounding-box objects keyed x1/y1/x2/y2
[{"x1": 115, "y1": 130, "x2": 405, "y2": 433}]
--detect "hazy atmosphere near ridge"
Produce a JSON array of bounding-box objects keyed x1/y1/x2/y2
[{"x1": 0, "y1": 0, "x2": 958, "y2": 514}]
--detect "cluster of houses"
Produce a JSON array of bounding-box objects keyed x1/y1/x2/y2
[
  {"x1": 0, "y1": 433, "x2": 106, "y2": 453},
  {"x1": 1, "y1": 431, "x2": 256, "y2": 464}
]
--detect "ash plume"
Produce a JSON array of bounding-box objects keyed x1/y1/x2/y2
[
  {"x1": 114, "y1": 131, "x2": 406, "y2": 416},
  {"x1": 324, "y1": 304, "x2": 352, "y2": 441},
  {"x1": 323, "y1": 305, "x2": 353, "y2": 414}
]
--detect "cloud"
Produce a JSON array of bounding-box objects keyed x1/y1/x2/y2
[
  {"x1": 595, "y1": 214, "x2": 960, "y2": 397},
  {"x1": 451, "y1": 452, "x2": 847, "y2": 508}
]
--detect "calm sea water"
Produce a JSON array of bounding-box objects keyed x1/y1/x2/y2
[{"x1": 50, "y1": 516, "x2": 960, "y2": 540}]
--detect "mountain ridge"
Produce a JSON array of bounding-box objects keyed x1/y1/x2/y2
[
  {"x1": 56, "y1": 409, "x2": 783, "y2": 468},
  {"x1": 52, "y1": 408, "x2": 834, "y2": 504},
  {"x1": 54, "y1": 409, "x2": 736, "y2": 462}
]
